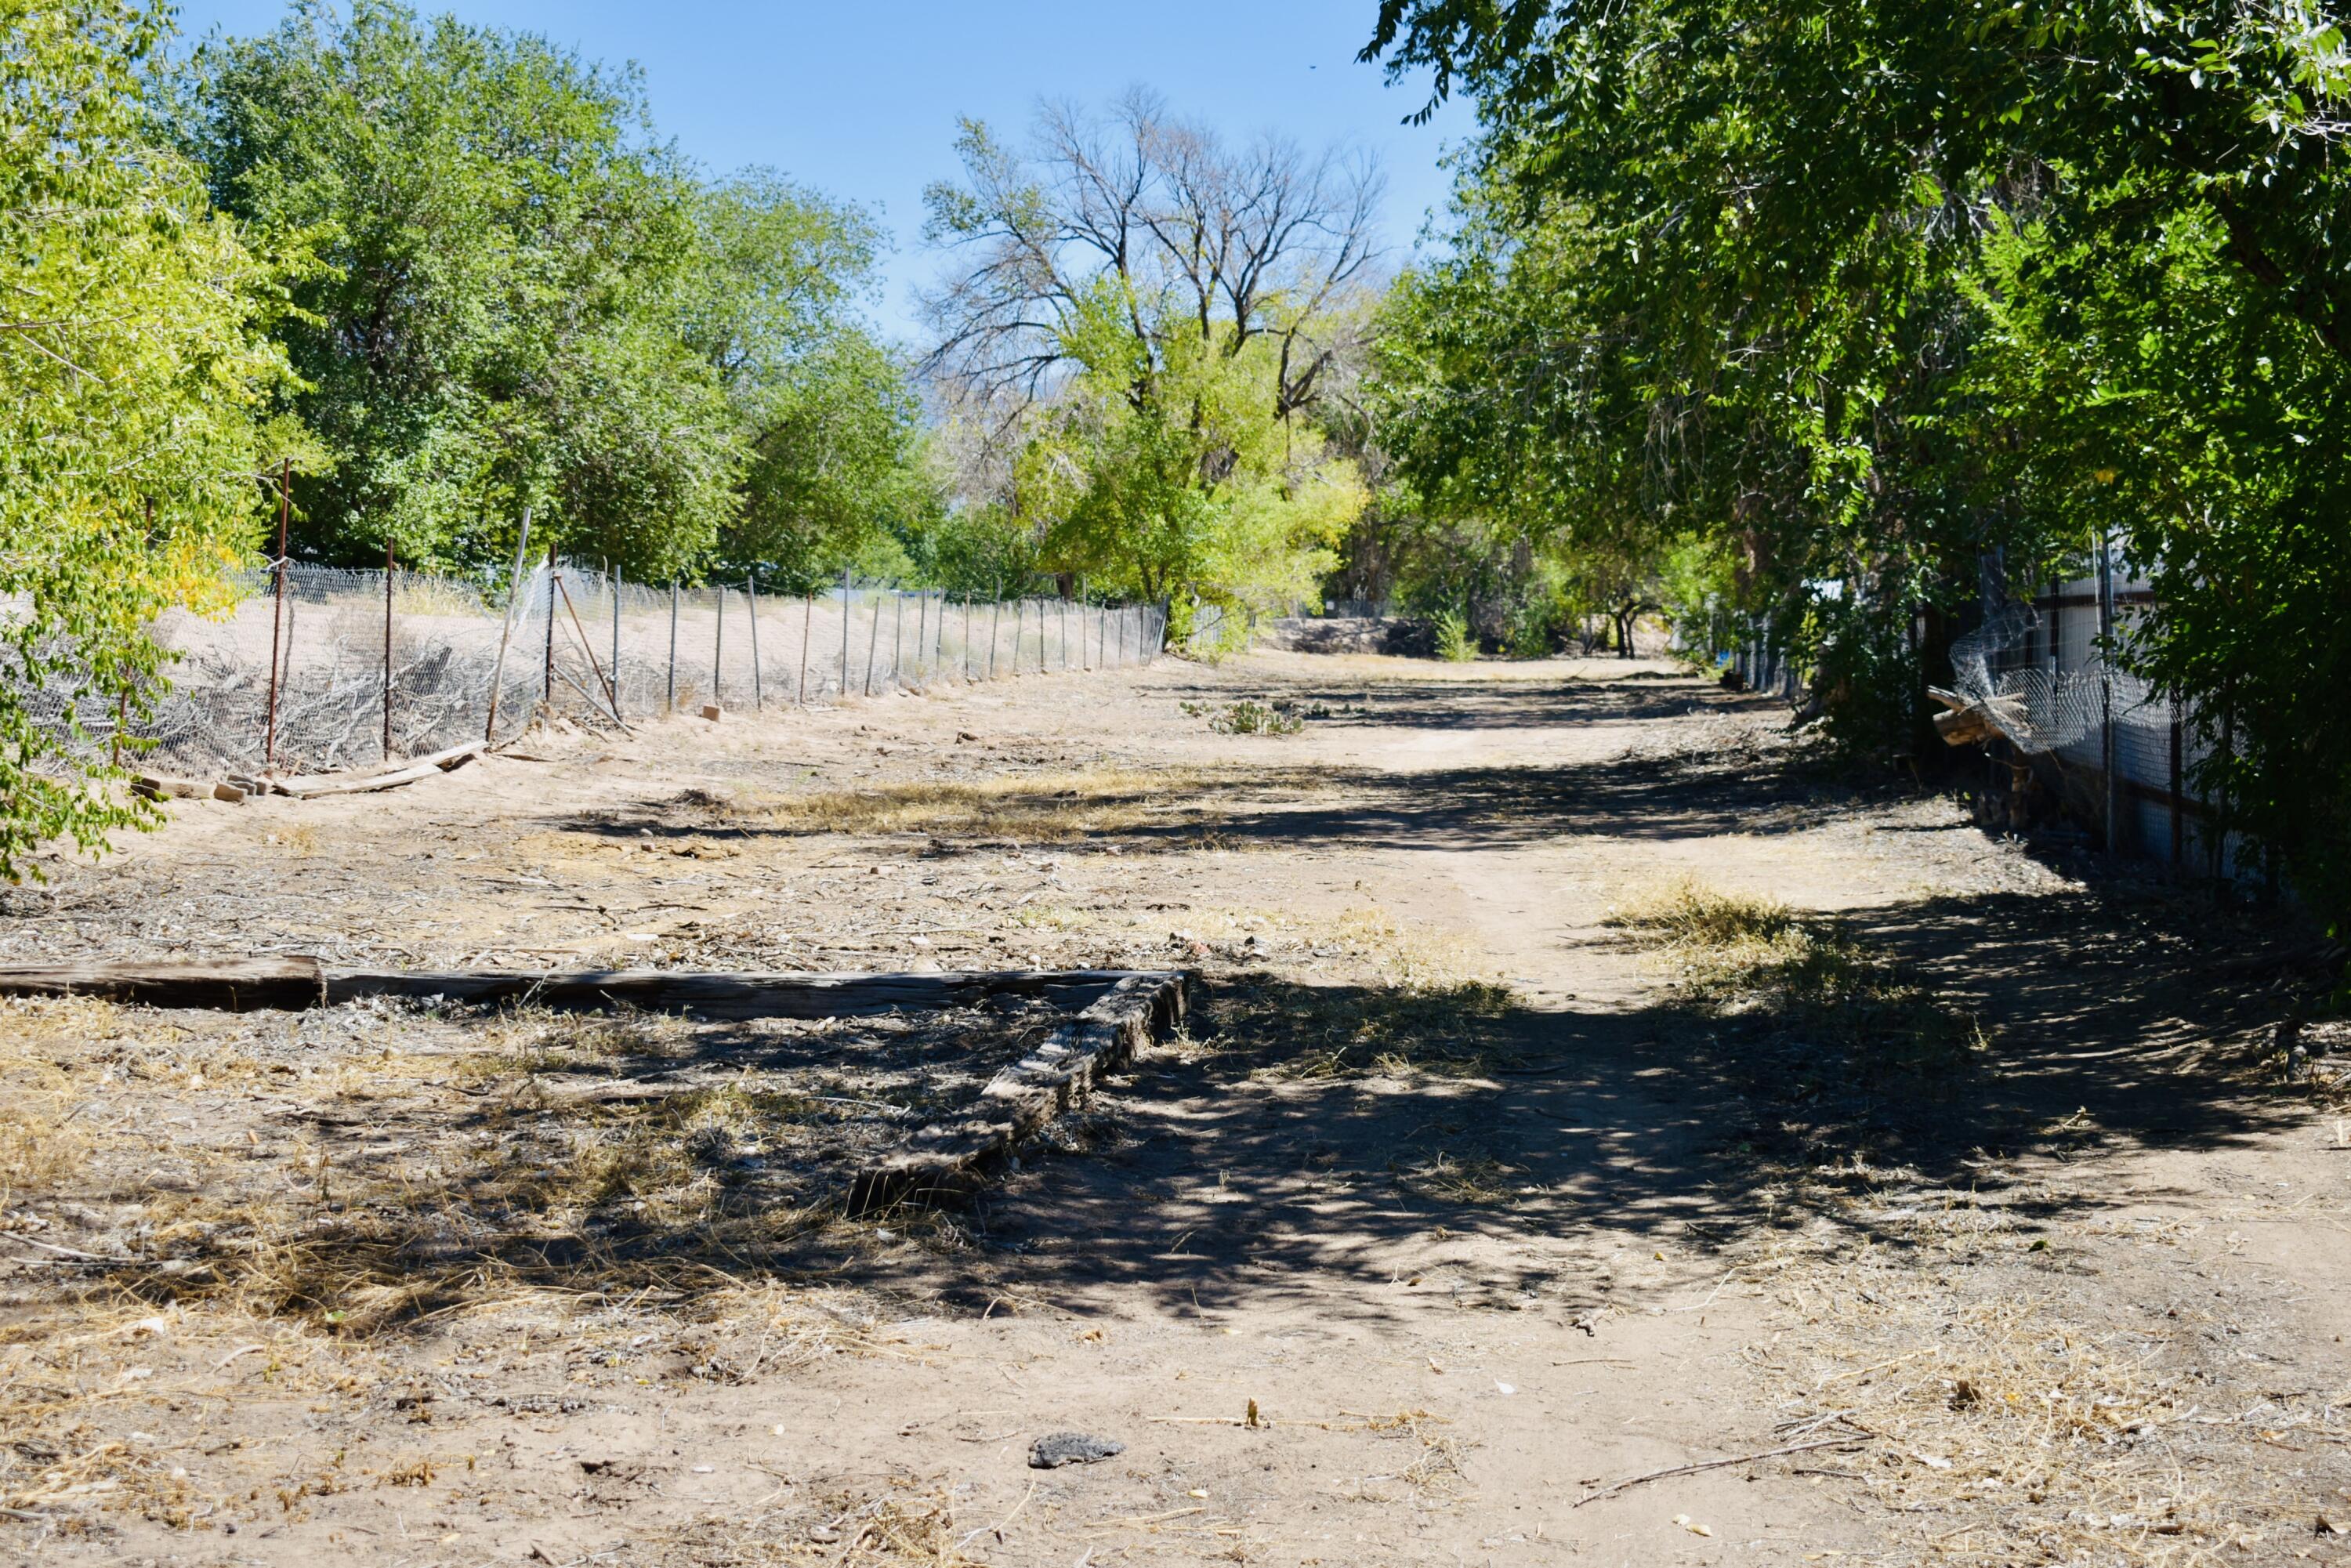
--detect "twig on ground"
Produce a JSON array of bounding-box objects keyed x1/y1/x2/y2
[
  {"x1": 1573, "y1": 1435, "x2": 1868, "y2": 1506},
  {"x1": 954, "y1": 1478, "x2": 1037, "y2": 1553}
]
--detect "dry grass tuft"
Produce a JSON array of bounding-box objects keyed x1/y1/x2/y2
[
  {"x1": 1358, "y1": 1408, "x2": 1469, "y2": 1493},
  {"x1": 1395, "y1": 1151, "x2": 1523, "y2": 1206},
  {"x1": 0, "y1": 1052, "x2": 89, "y2": 1200},
  {"x1": 1608, "y1": 876, "x2": 1798, "y2": 950},
  {"x1": 1611, "y1": 876, "x2": 1986, "y2": 1083},
  {"x1": 1331, "y1": 905, "x2": 1492, "y2": 993}
]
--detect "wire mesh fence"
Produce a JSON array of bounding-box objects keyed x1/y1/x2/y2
[
  {"x1": 1943, "y1": 559, "x2": 2222, "y2": 867},
  {"x1": 13, "y1": 563, "x2": 1168, "y2": 782},
  {"x1": 1717, "y1": 553, "x2": 2222, "y2": 870}
]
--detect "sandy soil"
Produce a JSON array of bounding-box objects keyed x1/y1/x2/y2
[{"x1": 2, "y1": 650, "x2": 2347, "y2": 1567}]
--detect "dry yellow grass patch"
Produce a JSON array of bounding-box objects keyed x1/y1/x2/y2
[
  {"x1": 0, "y1": 1010, "x2": 109, "y2": 1201},
  {"x1": 751, "y1": 767, "x2": 1214, "y2": 842},
  {"x1": 1607, "y1": 875, "x2": 1797, "y2": 951},
  {"x1": 1609, "y1": 876, "x2": 1984, "y2": 1074},
  {"x1": 1332, "y1": 904, "x2": 1491, "y2": 991},
  {"x1": 1759, "y1": 1217, "x2": 2325, "y2": 1565}
]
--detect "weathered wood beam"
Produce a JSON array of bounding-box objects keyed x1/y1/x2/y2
[
  {"x1": 0, "y1": 960, "x2": 1183, "y2": 1025},
  {"x1": 269, "y1": 740, "x2": 485, "y2": 798},
  {"x1": 0, "y1": 956, "x2": 326, "y2": 1011}
]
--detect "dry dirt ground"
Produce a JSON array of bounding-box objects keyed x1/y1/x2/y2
[{"x1": 3, "y1": 650, "x2": 2349, "y2": 1568}]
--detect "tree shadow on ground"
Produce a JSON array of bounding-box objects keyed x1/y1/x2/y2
[
  {"x1": 557, "y1": 729, "x2": 1867, "y2": 858},
  {"x1": 84, "y1": 673, "x2": 2327, "y2": 1338},
  {"x1": 1147, "y1": 665, "x2": 1754, "y2": 733},
  {"x1": 894, "y1": 882, "x2": 2320, "y2": 1322},
  {"x1": 100, "y1": 869, "x2": 2313, "y2": 1337}
]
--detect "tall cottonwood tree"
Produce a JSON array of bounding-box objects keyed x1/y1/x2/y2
[
  {"x1": 172, "y1": 0, "x2": 735, "y2": 578},
  {"x1": 921, "y1": 91, "x2": 1382, "y2": 617},
  {"x1": 172, "y1": 0, "x2": 937, "y2": 586},
  {"x1": 684, "y1": 172, "x2": 936, "y2": 589}
]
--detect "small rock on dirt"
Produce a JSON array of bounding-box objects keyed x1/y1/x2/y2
[{"x1": 1028, "y1": 1432, "x2": 1125, "y2": 1468}]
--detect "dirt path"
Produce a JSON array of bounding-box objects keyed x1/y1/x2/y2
[{"x1": 3, "y1": 652, "x2": 2346, "y2": 1566}]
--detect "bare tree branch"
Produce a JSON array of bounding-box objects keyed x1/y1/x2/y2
[{"x1": 917, "y1": 92, "x2": 1386, "y2": 463}]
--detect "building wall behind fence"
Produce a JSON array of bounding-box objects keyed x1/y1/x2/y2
[{"x1": 18, "y1": 564, "x2": 1166, "y2": 781}]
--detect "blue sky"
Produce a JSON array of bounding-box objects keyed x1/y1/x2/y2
[{"x1": 165, "y1": 1, "x2": 1474, "y2": 343}]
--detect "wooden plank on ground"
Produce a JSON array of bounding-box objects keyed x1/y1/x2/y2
[
  {"x1": 321, "y1": 965, "x2": 1162, "y2": 1019},
  {"x1": 0, "y1": 960, "x2": 1178, "y2": 1020},
  {"x1": 0, "y1": 956, "x2": 326, "y2": 1011}
]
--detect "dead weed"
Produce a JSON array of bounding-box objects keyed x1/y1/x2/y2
[{"x1": 1766, "y1": 1233, "x2": 2329, "y2": 1564}]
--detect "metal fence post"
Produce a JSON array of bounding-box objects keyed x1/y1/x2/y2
[
  {"x1": 891, "y1": 587, "x2": 905, "y2": 690},
  {"x1": 382, "y1": 536, "x2": 395, "y2": 760},
  {"x1": 2097, "y1": 530, "x2": 2117, "y2": 855},
  {"x1": 799, "y1": 587, "x2": 813, "y2": 704},
  {"x1": 485, "y1": 507, "x2": 532, "y2": 743},
  {"x1": 542, "y1": 542, "x2": 556, "y2": 707},
  {"x1": 863, "y1": 581, "x2": 882, "y2": 695},
  {"x1": 747, "y1": 575, "x2": 763, "y2": 711},
  {"x1": 839, "y1": 567, "x2": 851, "y2": 698},
  {"x1": 264, "y1": 458, "x2": 290, "y2": 770},
  {"x1": 610, "y1": 563, "x2": 622, "y2": 722},
  {"x1": 989, "y1": 584, "x2": 1002, "y2": 680},
  {"x1": 667, "y1": 579, "x2": 679, "y2": 712},
  {"x1": 712, "y1": 584, "x2": 725, "y2": 709}
]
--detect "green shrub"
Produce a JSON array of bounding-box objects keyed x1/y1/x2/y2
[{"x1": 1433, "y1": 611, "x2": 1476, "y2": 662}]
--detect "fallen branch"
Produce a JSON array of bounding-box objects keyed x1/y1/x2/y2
[
  {"x1": 270, "y1": 739, "x2": 484, "y2": 798},
  {"x1": 1572, "y1": 1434, "x2": 1867, "y2": 1506}
]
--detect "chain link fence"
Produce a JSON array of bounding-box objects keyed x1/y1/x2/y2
[
  {"x1": 16, "y1": 563, "x2": 1167, "y2": 782},
  {"x1": 1947, "y1": 561, "x2": 2219, "y2": 867}
]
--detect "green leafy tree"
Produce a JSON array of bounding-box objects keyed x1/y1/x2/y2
[
  {"x1": 171, "y1": 0, "x2": 736, "y2": 578},
  {"x1": 682, "y1": 172, "x2": 938, "y2": 590},
  {"x1": 920, "y1": 92, "x2": 1378, "y2": 622},
  {"x1": 1, "y1": 0, "x2": 294, "y2": 878},
  {"x1": 1369, "y1": 187, "x2": 1692, "y2": 658},
  {"x1": 1362, "y1": 0, "x2": 2351, "y2": 924}
]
